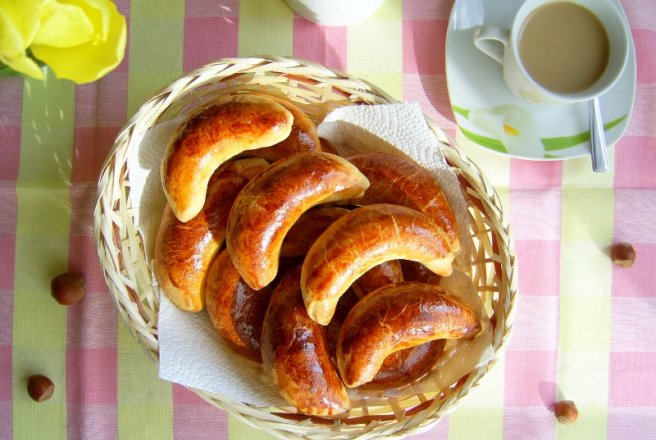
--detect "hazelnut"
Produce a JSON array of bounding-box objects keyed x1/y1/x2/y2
[
  {"x1": 610, "y1": 242, "x2": 636, "y2": 268},
  {"x1": 51, "y1": 272, "x2": 86, "y2": 305},
  {"x1": 554, "y1": 400, "x2": 578, "y2": 424},
  {"x1": 27, "y1": 375, "x2": 54, "y2": 402}
]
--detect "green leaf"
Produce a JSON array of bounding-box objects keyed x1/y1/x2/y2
[
  {"x1": 542, "y1": 115, "x2": 627, "y2": 151},
  {"x1": 458, "y1": 125, "x2": 507, "y2": 153},
  {"x1": 452, "y1": 105, "x2": 470, "y2": 119}
]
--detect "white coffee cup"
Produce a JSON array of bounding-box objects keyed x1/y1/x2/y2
[
  {"x1": 285, "y1": 0, "x2": 385, "y2": 26},
  {"x1": 473, "y1": 0, "x2": 630, "y2": 105}
]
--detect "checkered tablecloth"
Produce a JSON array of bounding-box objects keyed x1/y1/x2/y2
[{"x1": 1, "y1": 1, "x2": 655, "y2": 439}]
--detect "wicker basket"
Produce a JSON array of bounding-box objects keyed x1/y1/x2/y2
[{"x1": 94, "y1": 56, "x2": 517, "y2": 439}]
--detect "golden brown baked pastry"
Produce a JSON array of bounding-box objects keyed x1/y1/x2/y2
[
  {"x1": 302, "y1": 204, "x2": 455, "y2": 325},
  {"x1": 227, "y1": 152, "x2": 369, "y2": 290},
  {"x1": 280, "y1": 206, "x2": 350, "y2": 258},
  {"x1": 261, "y1": 266, "x2": 350, "y2": 417},
  {"x1": 238, "y1": 94, "x2": 321, "y2": 161},
  {"x1": 337, "y1": 282, "x2": 480, "y2": 387},
  {"x1": 347, "y1": 152, "x2": 460, "y2": 254},
  {"x1": 401, "y1": 260, "x2": 442, "y2": 285},
  {"x1": 325, "y1": 285, "x2": 445, "y2": 391},
  {"x1": 361, "y1": 340, "x2": 446, "y2": 390},
  {"x1": 161, "y1": 94, "x2": 293, "y2": 222},
  {"x1": 204, "y1": 250, "x2": 272, "y2": 362},
  {"x1": 154, "y1": 158, "x2": 269, "y2": 312},
  {"x1": 351, "y1": 260, "x2": 403, "y2": 299}
]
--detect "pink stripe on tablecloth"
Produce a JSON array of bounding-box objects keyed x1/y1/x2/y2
[
  {"x1": 68, "y1": 183, "x2": 97, "y2": 237},
  {"x1": 607, "y1": 407, "x2": 656, "y2": 440},
  {"x1": 0, "y1": 127, "x2": 21, "y2": 182},
  {"x1": 612, "y1": 243, "x2": 656, "y2": 298},
  {"x1": 622, "y1": 0, "x2": 656, "y2": 31},
  {"x1": 172, "y1": 385, "x2": 228, "y2": 440},
  {"x1": 609, "y1": 352, "x2": 656, "y2": 406},
  {"x1": 67, "y1": 404, "x2": 117, "y2": 440},
  {"x1": 509, "y1": 189, "x2": 562, "y2": 241},
  {"x1": 71, "y1": 127, "x2": 121, "y2": 183},
  {"x1": 66, "y1": 291, "x2": 118, "y2": 349},
  {"x1": 507, "y1": 296, "x2": 559, "y2": 351},
  {"x1": 504, "y1": 350, "x2": 557, "y2": 407},
  {"x1": 403, "y1": 73, "x2": 456, "y2": 134},
  {"x1": 626, "y1": 84, "x2": 656, "y2": 138},
  {"x1": 402, "y1": 0, "x2": 453, "y2": 21},
  {"x1": 503, "y1": 407, "x2": 555, "y2": 440},
  {"x1": 515, "y1": 240, "x2": 561, "y2": 297},
  {"x1": 75, "y1": 83, "x2": 99, "y2": 128},
  {"x1": 184, "y1": 17, "x2": 238, "y2": 72},
  {"x1": 293, "y1": 18, "x2": 347, "y2": 72},
  {"x1": 68, "y1": 233, "x2": 111, "y2": 303},
  {"x1": 405, "y1": 416, "x2": 449, "y2": 440},
  {"x1": 96, "y1": 73, "x2": 128, "y2": 128},
  {"x1": 613, "y1": 190, "x2": 656, "y2": 242},
  {"x1": 66, "y1": 348, "x2": 117, "y2": 405},
  {"x1": 611, "y1": 297, "x2": 656, "y2": 352},
  {"x1": 185, "y1": 0, "x2": 238, "y2": 17},
  {"x1": 633, "y1": 29, "x2": 656, "y2": 84},
  {"x1": 510, "y1": 160, "x2": 562, "y2": 188},
  {"x1": 614, "y1": 136, "x2": 656, "y2": 189},
  {"x1": 0, "y1": 184, "x2": 17, "y2": 235},
  {"x1": 403, "y1": 20, "x2": 447, "y2": 75},
  {"x1": 0, "y1": 78, "x2": 22, "y2": 182},
  {"x1": 0, "y1": 77, "x2": 23, "y2": 127},
  {"x1": 0, "y1": 345, "x2": 11, "y2": 401},
  {"x1": 0, "y1": 401, "x2": 11, "y2": 440}
]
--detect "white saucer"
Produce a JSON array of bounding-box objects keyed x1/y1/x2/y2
[{"x1": 445, "y1": 0, "x2": 636, "y2": 160}]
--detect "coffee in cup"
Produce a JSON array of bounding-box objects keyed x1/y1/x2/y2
[{"x1": 473, "y1": 0, "x2": 629, "y2": 105}]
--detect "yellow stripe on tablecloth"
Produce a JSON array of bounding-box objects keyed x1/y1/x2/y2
[
  {"x1": 119, "y1": 1, "x2": 185, "y2": 438},
  {"x1": 556, "y1": 155, "x2": 615, "y2": 439},
  {"x1": 229, "y1": 415, "x2": 278, "y2": 440},
  {"x1": 12, "y1": 72, "x2": 74, "y2": 439},
  {"x1": 238, "y1": 0, "x2": 294, "y2": 57},
  {"x1": 347, "y1": 0, "x2": 403, "y2": 100},
  {"x1": 448, "y1": 357, "x2": 506, "y2": 440}
]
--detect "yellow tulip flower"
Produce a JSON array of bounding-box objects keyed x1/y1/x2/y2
[{"x1": 0, "y1": 0, "x2": 126, "y2": 84}]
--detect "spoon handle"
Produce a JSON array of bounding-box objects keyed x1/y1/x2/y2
[{"x1": 589, "y1": 97, "x2": 609, "y2": 172}]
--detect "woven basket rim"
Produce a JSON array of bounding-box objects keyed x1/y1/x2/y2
[{"x1": 93, "y1": 55, "x2": 518, "y2": 440}]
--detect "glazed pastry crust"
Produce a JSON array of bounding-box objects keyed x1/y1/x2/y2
[
  {"x1": 347, "y1": 152, "x2": 460, "y2": 254},
  {"x1": 154, "y1": 158, "x2": 269, "y2": 312},
  {"x1": 238, "y1": 94, "x2": 321, "y2": 161},
  {"x1": 205, "y1": 250, "x2": 272, "y2": 362},
  {"x1": 301, "y1": 204, "x2": 455, "y2": 325},
  {"x1": 351, "y1": 260, "x2": 403, "y2": 299},
  {"x1": 337, "y1": 282, "x2": 480, "y2": 387},
  {"x1": 280, "y1": 206, "x2": 350, "y2": 258},
  {"x1": 162, "y1": 94, "x2": 293, "y2": 222},
  {"x1": 261, "y1": 267, "x2": 350, "y2": 417},
  {"x1": 227, "y1": 152, "x2": 369, "y2": 290}
]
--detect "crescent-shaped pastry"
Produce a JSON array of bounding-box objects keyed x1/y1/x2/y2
[
  {"x1": 361, "y1": 339, "x2": 446, "y2": 390},
  {"x1": 337, "y1": 282, "x2": 480, "y2": 387},
  {"x1": 205, "y1": 250, "x2": 272, "y2": 362},
  {"x1": 227, "y1": 152, "x2": 370, "y2": 290},
  {"x1": 351, "y1": 260, "x2": 403, "y2": 299},
  {"x1": 238, "y1": 94, "x2": 321, "y2": 161},
  {"x1": 162, "y1": 94, "x2": 293, "y2": 222},
  {"x1": 301, "y1": 204, "x2": 454, "y2": 325},
  {"x1": 324, "y1": 286, "x2": 445, "y2": 391},
  {"x1": 401, "y1": 260, "x2": 442, "y2": 285},
  {"x1": 261, "y1": 266, "x2": 350, "y2": 417},
  {"x1": 154, "y1": 158, "x2": 269, "y2": 312},
  {"x1": 347, "y1": 152, "x2": 460, "y2": 254},
  {"x1": 280, "y1": 206, "x2": 350, "y2": 258}
]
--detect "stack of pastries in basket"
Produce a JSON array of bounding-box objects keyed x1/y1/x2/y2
[{"x1": 153, "y1": 93, "x2": 482, "y2": 417}]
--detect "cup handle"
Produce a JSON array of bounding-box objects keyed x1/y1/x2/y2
[{"x1": 473, "y1": 26, "x2": 510, "y2": 64}]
